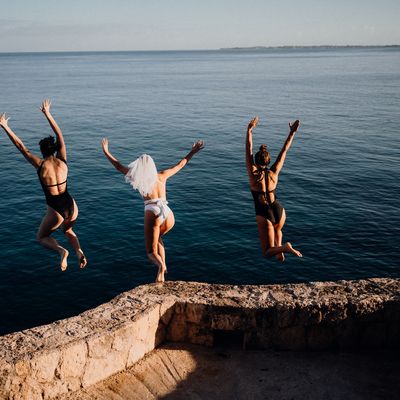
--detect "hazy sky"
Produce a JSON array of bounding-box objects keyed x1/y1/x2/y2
[{"x1": 1, "y1": 0, "x2": 399, "y2": 52}]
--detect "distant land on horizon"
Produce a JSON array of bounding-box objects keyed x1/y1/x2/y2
[{"x1": 220, "y1": 45, "x2": 400, "y2": 51}]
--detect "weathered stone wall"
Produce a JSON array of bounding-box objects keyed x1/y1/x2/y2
[{"x1": 0, "y1": 278, "x2": 399, "y2": 399}]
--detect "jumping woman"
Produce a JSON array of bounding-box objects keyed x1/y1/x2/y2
[
  {"x1": 102, "y1": 137, "x2": 204, "y2": 282},
  {"x1": 246, "y1": 117, "x2": 302, "y2": 261},
  {"x1": 0, "y1": 100, "x2": 87, "y2": 271}
]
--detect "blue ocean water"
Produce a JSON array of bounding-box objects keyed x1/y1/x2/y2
[{"x1": 0, "y1": 47, "x2": 399, "y2": 335}]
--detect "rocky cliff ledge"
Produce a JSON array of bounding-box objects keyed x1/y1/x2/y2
[{"x1": 0, "y1": 278, "x2": 399, "y2": 399}]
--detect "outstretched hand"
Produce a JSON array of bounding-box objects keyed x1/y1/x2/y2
[
  {"x1": 289, "y1": 120, "x2": 300, "y2": 133},
  {"x1": 0, "y1": 113, "x2": 10, "y2": 129},
  {"x1": 102, "y1": 137, "x2": 109, "y2": 153},
  {"x1": 40, "y1": 99, "x2": 52, "y2": 114},
  {"x1": 191, "y1": 140, "x2": 205, "y2": 153},
  {"x1": 248, "y1": 116, "x2": 259, "y2": 131}
]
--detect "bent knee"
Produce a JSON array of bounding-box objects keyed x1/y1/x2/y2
[
  {"x1": 63, "y1": 220, "x2": 76, "y2": 233},
  {"x1": 147, "y1": 247, "x2": 158, "y2": 257},
  {"x1": 36, "y1": 232, "x2": 47, "y2": 242},
  {"x1": 263, "y1": 248, "x2": 274, "y2": 258}
]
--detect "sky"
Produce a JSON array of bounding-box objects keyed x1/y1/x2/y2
[{"x1": 1, "y1": 0, "x2": 399, "y2": 52}]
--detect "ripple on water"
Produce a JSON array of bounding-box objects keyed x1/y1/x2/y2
[{"x1": 0, "y1": 48, "x2": 399, "y2": 334}]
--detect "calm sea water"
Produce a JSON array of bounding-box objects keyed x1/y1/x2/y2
[{"x1": 0, "y1": 48, "x2": 399, "y2": 335}]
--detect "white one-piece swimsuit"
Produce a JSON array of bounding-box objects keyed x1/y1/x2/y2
[{"x1": 144, "y1": 198, "x2": 171, "y2": 224}]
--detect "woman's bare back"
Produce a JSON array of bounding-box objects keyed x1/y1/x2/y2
[
  {"x1": 38, "y1": 156, "x2": 68, "y2": 195},
  {"x1": 143, "y1": 173, "x2": 167, "y2": 201}
]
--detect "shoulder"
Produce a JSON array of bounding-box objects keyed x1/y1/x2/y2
[
  {"x1": 247, "y1": 158, "x2": 258, "y2": 173},
  {"x1": 36, "y1": 159, "x2": 44, "y2": 171},
  {"x1": 157, "y1": 172, "x2": 167, "y2": 181},
  {"x1": 56, "y1": 158, "x2": 67, "y2": 168},
  {"x1": 269, "y1": 163, "x2": 278, "y2": 174},
  {"x1": 267, "y1": 168, "x2": 279, "y2": 182},
  {"x1": 56, "y1": 156, "x2": 67, "y2": 165}
]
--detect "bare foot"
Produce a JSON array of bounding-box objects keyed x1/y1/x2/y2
[
  {"x1": 276, "y1": 253, "x2": 285, "y2": 262},
  {"x1": 155, "y1": 266, "x2": 167, "y2": 283},
  {"x1": 77, "y1": 251, "x2": 87, "y2": 269},
  {"x1": 60, "y1": 249, "x2": 69, "y2": 271},
  {"x1": 284, "y1": 242, "x2": 302, "y2": 257},
  {"x1": 155, "y1": 271, "x2": 164, "y2": 283}
]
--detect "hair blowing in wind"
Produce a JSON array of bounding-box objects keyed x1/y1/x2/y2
[{"x1": 125, "y1": 154, "x2": 158, "y2": 197}]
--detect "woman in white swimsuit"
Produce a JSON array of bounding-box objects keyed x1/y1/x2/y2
[{"x1": 102, "y1": 138, "x2": 204, "y2": 282}]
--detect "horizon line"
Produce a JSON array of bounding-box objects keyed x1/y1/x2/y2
[{"x1": 0, "y1": 44, "x2": 399, "y2": 55}]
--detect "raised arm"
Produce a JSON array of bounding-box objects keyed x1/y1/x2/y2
[
  {"x1": 246, "y1": 117, "x2": 258, "y2": 175},
  {"x1": 160, "y1": 140, "x2": 204, "y2": 179},
  {"x1": 102, "y1": 138, "x2": 129, "y2": 174},
  {"x1": 0, "y1": 113, "x2": 41, "y2": 168},
  {"x1": 271, "y1": 120, "x2": 300, "y2": 175},
  {"x1": 40, "y1": 100, "x2": 67, "y2": 161}
]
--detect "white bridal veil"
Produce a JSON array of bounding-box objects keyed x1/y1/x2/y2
[{"x1": 125, "y1": 154, "x2": 157, "y2": 197}]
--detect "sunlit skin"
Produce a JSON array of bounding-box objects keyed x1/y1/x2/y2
[
  {"x1": 102, "y1": 138, "x2": 204, "y2": 282},
  {"x1": 246, "y1": 117, "x2": 302, "y2": 260},
  {"x1": 0, "y1": 100, "x2": 87, "y2": 271}
]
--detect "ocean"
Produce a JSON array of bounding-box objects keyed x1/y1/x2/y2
[{"x1": 0, "y1": 47, "x2": 399, "y2": 334}]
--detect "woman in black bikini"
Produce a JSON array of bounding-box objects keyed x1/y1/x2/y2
[
  {"x1": 246, "y1": 117, "x2": 302, "y2": 261},
  {"x1": 0, "y1": 100, "x2": 86, "y2": 271}
]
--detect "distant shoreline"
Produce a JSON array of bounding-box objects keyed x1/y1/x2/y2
[
  {"x1": 0, "y1": 45, "x2": 399, "y2": 55},
  {"x1": 220, "y1": 45, "x2": 400, "y2": 51}
]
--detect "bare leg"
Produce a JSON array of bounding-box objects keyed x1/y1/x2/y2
[
  {"x1": 256, "y1": 216, "x2": 276, "y2": 258},
  {"x1": 144, "y1": 211, "x2": 166, "y2": 282},
  {"x1": 158, "y1": 237, "x2": 166, "y2": 273},
  {"x1": 158, "y1": 211, "x2": 175, "y2": 276},
  {"x1": 37, "y1": 207, "x2": 69, "y2": 271},
  {"x1": 274, "y1": 235, "x2": 284, "y2": 262},
  {"x1": 63, "y1": 200, "x2": 87, "y2": 268},
  {"x1": 274, "y1": 209, "x2": 286, "y2": 262},
  {"x1": 64, "y1": 228, "x2": 86, "y2": 268},
  {"x1": 265, "y1": 242, "x2": 302, "y2": 258},
  {"x1": 256, "y1": 216, "x2": 302, "y2": 259}
]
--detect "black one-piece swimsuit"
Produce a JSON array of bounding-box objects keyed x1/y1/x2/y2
[
  {"x1": 251, "y1": 190, "x2": 284, "y2": 225},
  {"x1": 251, "y1": 170, "x2": 283, "y2": 224},
  {"x1": 37, "y1": 159, "x2": 74, "y2": 220}
]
